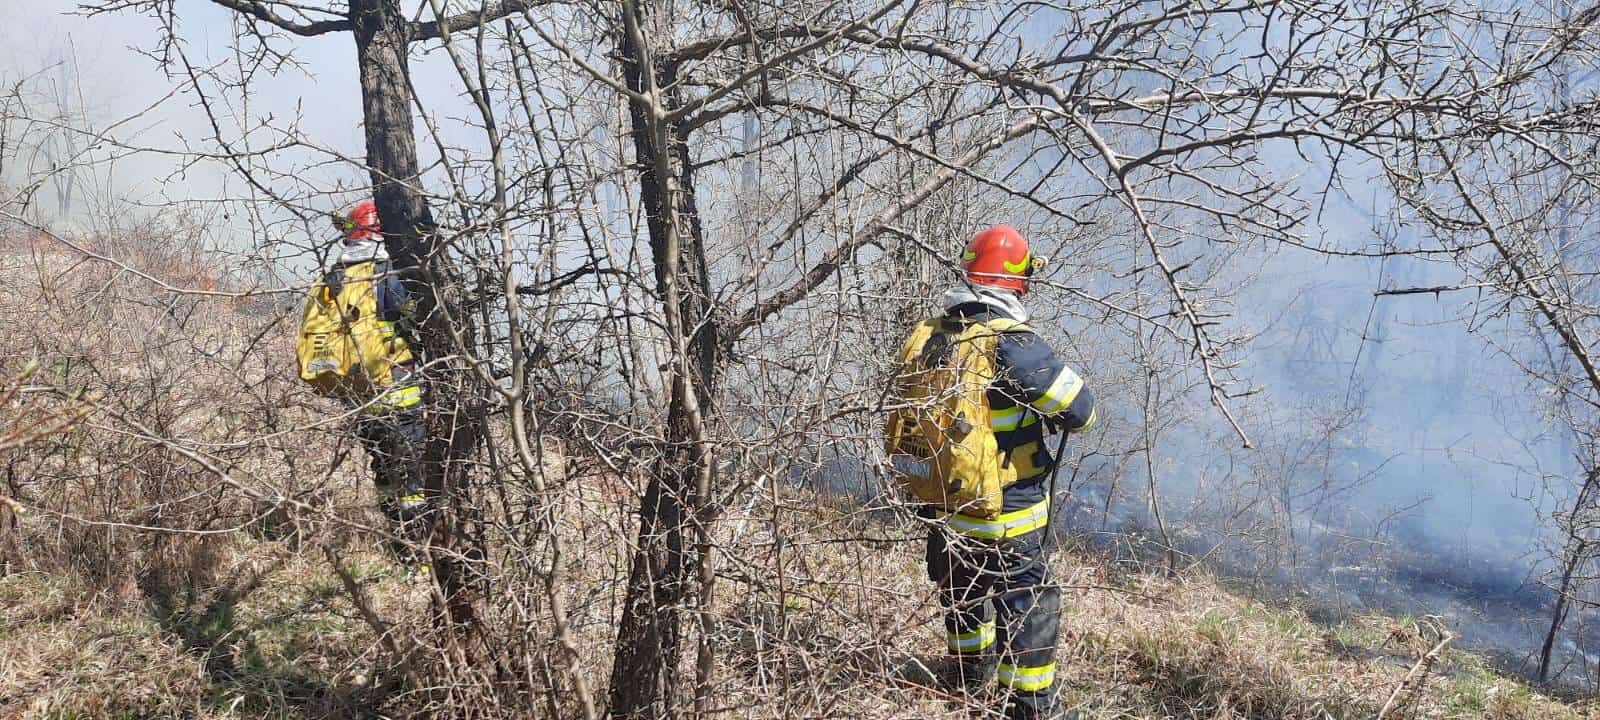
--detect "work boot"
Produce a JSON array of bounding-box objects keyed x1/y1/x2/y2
[
  {"x1": 940, "y1": 654, "x2": 999, "y2": 694},
  {"x1": 1002, "y1": 689, "x2": 1067, "y2": 720},
  {"x1": 380, "y1": 534, "x2": 417, "y2": 565}
]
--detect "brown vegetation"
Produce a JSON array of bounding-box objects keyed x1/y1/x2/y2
[
  {"x1": 8, "y1": 0, "x2": 1600, "y2": 716},
  {"x1": 0, "y1": 227, "x2": 1592, "y2": 719}
]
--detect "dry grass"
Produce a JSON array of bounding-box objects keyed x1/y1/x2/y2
[
  {"x1": 0, "y1": 223, "x2": 1595, "y2": 719},
  {"x1": 3, "y1": 453, "x2": 1595, "y2": 719},
  {"x1": 670, "y1": 495, "x2": 1600, "y2": 720}
]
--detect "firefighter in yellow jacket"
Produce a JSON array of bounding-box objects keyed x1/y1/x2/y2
[
  {"x1": 885, "y1": 226, "x2": 1096, "y2": 719},
  {"x1": 321, "y1": 201, "x2": 429, "y2": 554}
]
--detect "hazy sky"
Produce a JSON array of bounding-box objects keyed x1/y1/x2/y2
[{"x1": 1, "y1": 1, "x2": 475, "y2": 219}]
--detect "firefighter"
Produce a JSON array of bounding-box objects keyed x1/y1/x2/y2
[
  {"x1": 891, "y1": 225, "x2": 1097, "y2": 719},
  {"x1": 327, "y1": 200, "x2": 430, "y2": 556}
]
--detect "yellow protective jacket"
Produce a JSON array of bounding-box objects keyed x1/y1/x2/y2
[{"x1": 296, "y1": 255, "x2": 421, "y2": 411}]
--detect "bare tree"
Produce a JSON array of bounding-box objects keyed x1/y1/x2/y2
[
  {"x1": 82, "y1": 0, "x2": 561, "y2": 638},
  {"x1": 29, "y1": 0, "x2": 1600, "y2": 714}
]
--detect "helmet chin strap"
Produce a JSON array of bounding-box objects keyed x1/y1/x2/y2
[{"x1": 966, "y1": 269, "x2": 1031, "y2": 288}]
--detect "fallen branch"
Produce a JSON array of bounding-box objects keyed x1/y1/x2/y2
[{"x1": 1376, "y1": 618, "x2": 1454, "y2": 720}]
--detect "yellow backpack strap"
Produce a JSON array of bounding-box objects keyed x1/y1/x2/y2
[
  {"x1": 948, "y1": 317, "x2": 1029, "y2": 357},
  {"x1": 342, "y1": 260, "x2": 375, "y2": 281},
  {"x1": 314, "y1": 263, "x2": 346, "y2": 305}
]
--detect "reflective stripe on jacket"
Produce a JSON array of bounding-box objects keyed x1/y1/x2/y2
[{"x1": 935, "y1": 497, "x2": 1051, "y2": 540}]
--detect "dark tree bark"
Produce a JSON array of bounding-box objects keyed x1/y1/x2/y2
[
  {"x1": 347, "y1": 0, "x2": 487, "y2": 633},
  {"x1": 350, "y1": 0, "x2": 436, "y2": 268},
  {"x1": 607, "y1": 2, "x2": 720, "y2": 715},
  {"x1": 1539, "y1": 541, "x2": 1586, "y2": 683}
]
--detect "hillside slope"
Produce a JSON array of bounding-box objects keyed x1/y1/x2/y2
[
  {"x1": 4, "y1": 481, "x2": 1594, "y2": 720},
  {"x1": 0, "y1": 228, "x2": 1593, "y2": 719}
]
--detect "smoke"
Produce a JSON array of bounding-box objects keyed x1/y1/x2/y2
[{"x1": 1048, "y1": 157, "x2": 1594, "y2": 683}]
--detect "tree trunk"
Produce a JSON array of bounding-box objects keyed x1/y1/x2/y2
[
  {"x1": 1539, "y1": 468, "x2": 1600, "y2": 683},
  {"x1": 349, "y1": 0, "x2": 483, "y2": 632},
  {"x1": 1539, "y1": 541, "x2": 1584, "y2": 683},
  {"x1": 349, "y1": 0, "x2": 435, "y2": 267},
  {"x1": 608, "y1": 2, "x2": 719, "y2": 715}
]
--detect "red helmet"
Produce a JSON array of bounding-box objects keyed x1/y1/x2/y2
[
  {"x1": 962, "y1": 225, "x2": 1033, "y2": 294},
  {"x1": 335, "y1": 199, "x2": 382, "y2": 242}
]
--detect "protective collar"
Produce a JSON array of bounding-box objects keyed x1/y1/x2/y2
[
  {"x1": 336, "y1": 239, "x2": 390, "y2": 265},
  {"x1": 940, "y1": 282, "x2": 1030, "y2": 323}
]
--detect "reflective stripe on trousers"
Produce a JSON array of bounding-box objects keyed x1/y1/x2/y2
[
  {"x1": 378, "y1": 487, "x2": 428, "y2": 511},
  {"x1": 997, "y1": 661, "x2": 1056, "y2": 692},
  {"x1": 369, "y1": 383, "x2": 422, "y2": 412},
  {"x1": 926, "y1": 521, "x2": 1061, "y2": 705},
  {"x1": 947, "y1": 620, "x2": 996, "y2": 654}
]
